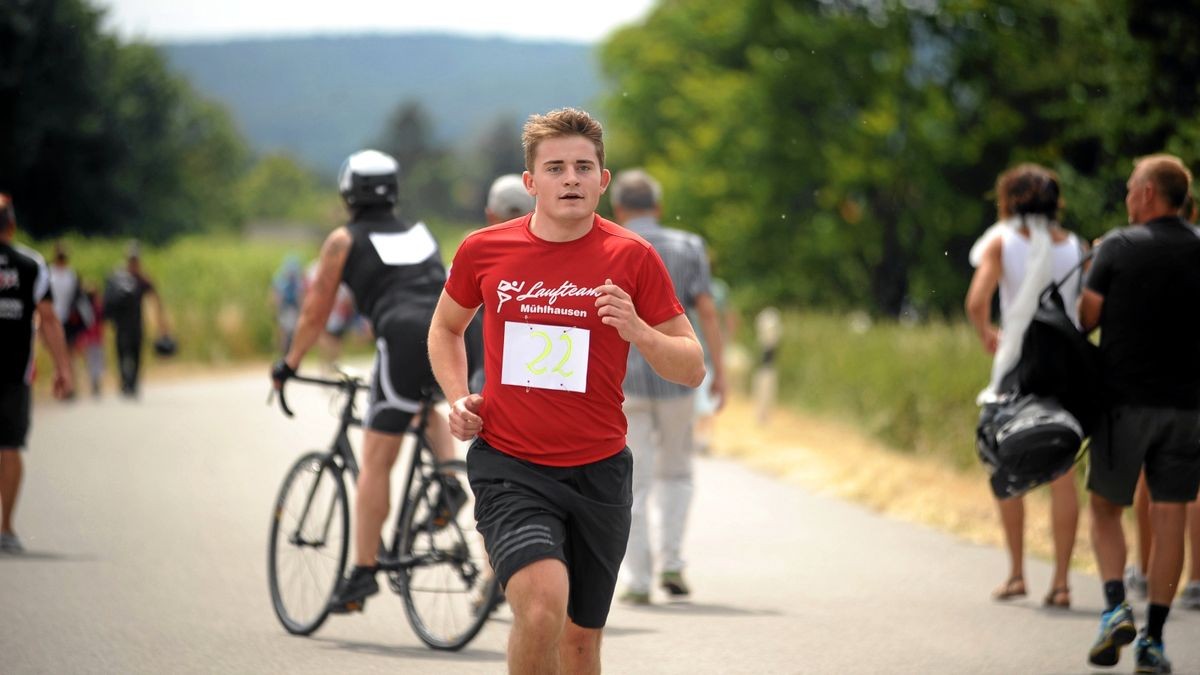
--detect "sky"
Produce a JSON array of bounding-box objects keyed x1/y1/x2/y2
[{"x1": 98, "y1": 0, "x2": 657, "y2": 43}]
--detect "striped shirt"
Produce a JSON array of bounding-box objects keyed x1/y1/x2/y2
[{"x1": 622, "y1": 216, "x2": 712, "y2": 398}]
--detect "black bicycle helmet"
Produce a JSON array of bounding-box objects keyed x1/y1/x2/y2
[{"x1": 338, "y1": 149, "x2": 399, "y2": 208}]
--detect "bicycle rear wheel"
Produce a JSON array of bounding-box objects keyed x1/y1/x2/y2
[
  {"x1": 392, "y1": 458, "x2": 497, "y2": 650},
  {"x1": 268, "y1": 451, "x2": 349, "y2": 635}
]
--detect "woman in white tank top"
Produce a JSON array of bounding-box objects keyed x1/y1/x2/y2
[{"x1": 964, "y1": 164, "x2": 1083, "y2": 609}]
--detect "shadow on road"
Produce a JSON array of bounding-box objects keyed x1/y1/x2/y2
[
  {"x1": 312, "y1": 637, "x2": 506, "y2": 663},
  {"x1": 0, "y1": 551, "x2": 99, "y2": 563},
  {"x1": 617, "y1": 601, "x2": 782, "y2": 618}
]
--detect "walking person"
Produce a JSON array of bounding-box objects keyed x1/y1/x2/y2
[
  {"x1": 47, "y1": 241, "x2": 93, "y2": 395},
  {"x1": 103, "y1": 242, "x2": 169, "y2": 398},
  {"x1": 965, "y1": 163, "x2": 1083, "y2": 608},
  {"x1": 428, "y1": 108, "x2": 705, "y2": 673},
  {"x1": 610, "y1": 168, "x2": 726, "y2": 605},
  {"x1": 0, "y1": 194, "x2": 74, "y2": 553},
  {"x1": 271, "y1": 149, "x2": 463, "y2": 614},
  {"x1": 1079, "y1": 154, "x2": 1200, "y2": 673}
]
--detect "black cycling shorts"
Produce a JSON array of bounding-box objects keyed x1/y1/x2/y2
[
  {"x1": 0, "y1": 383, "x2": 31, "y2": 449},
  {"x1": 1088, "y1": 405, "x2": 1200, "y2": 504},
  {"x1": 365, "y1": 318, "x2": 439, "y2": 435},
  {"x1": 467, "y1": 438, "x2": 632, "y2": 629}
]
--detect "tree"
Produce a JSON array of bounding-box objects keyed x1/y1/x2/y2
[
  {"x1": 375, "y1": 100, "x2": 454, "y2": 220},
  {"x1": 0, "y1": 0, "x2": 249, "y2": 241}
]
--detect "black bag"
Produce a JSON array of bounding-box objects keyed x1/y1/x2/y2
[
  {"x1": 976, "y1": 394, "x2": 1083, "y2": 498},
  {"x1": 975, "y1": 251, "x2": 1095, "y2": 498},
  {"x1": 1012, "y1": 253, "x2": 1102, "y2": 435}
]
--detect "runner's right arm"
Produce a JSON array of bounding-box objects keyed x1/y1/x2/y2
[{"x1": 428, "y1": 290, "x2": 483, "y2": 441}]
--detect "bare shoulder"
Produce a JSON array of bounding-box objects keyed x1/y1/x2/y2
[{"x1": 321, "y1": 227, "x2": 352, "y2": 256}]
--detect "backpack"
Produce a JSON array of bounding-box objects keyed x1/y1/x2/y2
[
  {"x1": 975, "y1": 253, "x2": 1096, "y2": 498},
  {"x1": 1012, "y1": 253, "x2": 1102, "y2": 434}
]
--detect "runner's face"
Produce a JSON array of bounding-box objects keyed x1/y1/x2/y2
[{"x1": 524, "y1": 135, "x2": 610, "y2": 225}]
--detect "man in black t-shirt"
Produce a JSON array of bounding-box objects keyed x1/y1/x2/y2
[
  {"x1": 105, "y1": 241, "x2": 170, "y2": 398},
  {"x1": 0, "y1": 194, "x2": 73, "y2": 554},
  {"x1": 1079, "y1": 154, "x2": 1200, "y2": 674}
]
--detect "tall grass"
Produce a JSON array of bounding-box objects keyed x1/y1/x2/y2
[
  {"x1": 767, "y1": 312, "x2": 991, "y2": 469},
  {"x1": 29, "y1": 222, "x2": 474, "y2": 366}
]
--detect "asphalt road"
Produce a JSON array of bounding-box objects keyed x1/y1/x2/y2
[{"x1": 2, "y1": 373, "x2": 1198, "y2": 674}]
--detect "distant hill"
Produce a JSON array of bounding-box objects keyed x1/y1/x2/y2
[{"x1": 163, "y1": 34, "x2": 603, "y2": 173}]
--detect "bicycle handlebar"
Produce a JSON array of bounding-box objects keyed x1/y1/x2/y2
[{"x1": 271, "y1": 371, "x2": 364, "y2": 419}]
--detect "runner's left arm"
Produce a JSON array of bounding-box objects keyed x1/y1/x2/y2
[{"x1": 596, "y1": 278, "x2": 705, "y2": 388}]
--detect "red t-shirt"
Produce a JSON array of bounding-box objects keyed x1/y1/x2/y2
[{"x1": 445, "y1": 213, "x2": 683, "y2": 466}]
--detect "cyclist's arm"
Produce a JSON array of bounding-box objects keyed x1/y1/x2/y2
[
  {"x1": 285, "y1": 228, "x2": 351, "y2": 369},
  {"x1": 428, "y1": 290, "x2": 479, "y2": 403}
]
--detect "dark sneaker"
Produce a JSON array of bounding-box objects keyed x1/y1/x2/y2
[
  {"x1": 1088, "y1": 602, "x2": 1137, "y2": 667},
  {"x1": 328, "y1": 566, "x2": 379, "y2": 614},
  {"x1": 419, "y1": 476, "x2": 468, "y2": 532},
  {"x1": 0, "y1": 532, "x2": 23, "y2": 554},
  {"x1": 1135, "y1": 633, "x2": 1172, "y2": 674},
  {"x1": 660, "y1": 571, "x2": 691, "y2": 598}
]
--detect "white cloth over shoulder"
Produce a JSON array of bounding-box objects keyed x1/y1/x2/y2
[{"x1": 974, "y1": 215, "x2": 1055, "y2": 405}]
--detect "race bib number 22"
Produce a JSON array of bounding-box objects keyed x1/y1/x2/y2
[{"x1": 500, "y1": 320, "x2": 590, "y2": 393}]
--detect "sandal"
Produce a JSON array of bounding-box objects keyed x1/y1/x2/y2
[
  {"x1": 1043, "y1": 586, "x2": 1071, "y2": 609},
  {"x1": 992, "y1": 576, "x2": 1026, "y2": 601}
]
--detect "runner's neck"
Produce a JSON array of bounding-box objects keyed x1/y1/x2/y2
[{"x1": 529, "y1": 211, "x2": 593, "y2": 243}]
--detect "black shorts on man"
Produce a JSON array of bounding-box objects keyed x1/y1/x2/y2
[
  {"x1": 1088, "y1": 405, "x2": 1200, "y2": 505},
  {"x1": 467, "y1": 438, "x2": 632, "y2": 629},
  {"x1": 364, "y1": 315, "x2": 439, "y2": 435},
  {"x1": 0, "y1": 383, "x2": 31, "y2": 449}
]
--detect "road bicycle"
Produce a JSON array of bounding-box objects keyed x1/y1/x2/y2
[{"x1": 267, "y1": 370, "x2": 499, "y2": 650}]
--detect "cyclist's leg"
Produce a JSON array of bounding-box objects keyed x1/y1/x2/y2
[
  {"x1": 355, "y1": 428, "x2": 404, "y2": 567},
  {"x1": 425, "y1": 404, "x2": 456, "y2": 464}
]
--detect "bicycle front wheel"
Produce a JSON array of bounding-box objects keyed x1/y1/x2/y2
[
  {"x1": 268, "y1": 451, "x2": 349, "y2": 636},
  {"x1": 393, "y1": 458, "x2": 497, "y2": 650}
]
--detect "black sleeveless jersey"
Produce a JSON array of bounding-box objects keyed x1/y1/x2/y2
[
  {"x1": 341, "y1": 209, "x2": 446, "y2": 331},
  {"x1": 0, "y1": 241, "x2": 52, "y2": 385}
]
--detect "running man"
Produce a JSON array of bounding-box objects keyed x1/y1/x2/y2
[
  {"x1": 1079, "y1": 154, "x2": 1200, "y2": 674},
  {"x1": 271, "y1": 149, "x2": 464, "y2": 614},
  {"x1": 1, "y1": 194, "x2": 74, "y2": 553},
  {"x1": 428, "y1": 108, "x2": 705, "y2": 673}
]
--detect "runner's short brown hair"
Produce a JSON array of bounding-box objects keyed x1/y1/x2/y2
[{"x1": 522, "y1": 108, "x2": 605, "y2": 171}]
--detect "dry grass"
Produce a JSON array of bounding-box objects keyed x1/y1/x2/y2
[{"x1": 711, "y1": 394, "x2": 1102, "y2": 575}]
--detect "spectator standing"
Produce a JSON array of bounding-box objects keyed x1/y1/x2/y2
[
  {"x1": 612, "y1": 168, "x2": 725, "y2": 605},
  {"x1": 1078, "y1": 154, "x2": 1200, "y2": 673},
  {"x1": 964, "y1": 164, "x2": 1083, "y2": 609}
]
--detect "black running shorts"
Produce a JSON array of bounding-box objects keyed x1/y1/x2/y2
[
  {"x1": 467, "y1": 438, "x2": 633, "y2": 629},
  {"x1": 0, "y1": 383, "x2": 31, "y2": 449},
  {"x1": 364, "y1": 316, "x2": 439, "y2": 435},
  {"x1": 1088, "y1": 405, "x2": 1200, "y2": 504}
]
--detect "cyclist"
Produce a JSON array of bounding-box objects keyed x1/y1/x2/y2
[
  {"x1": 1, "y1": 194, "x2": 74, "y2": 553},
  {"x1": 271, "y1": 149, "x2": 465, "y2": 614},
  {"x1": 428, "y1": 108, "x2": 705, "y2": 673}
]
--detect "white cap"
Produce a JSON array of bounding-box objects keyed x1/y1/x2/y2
[{"x1": 486, "y1": 174, "x2": 534, "y2": 220}]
